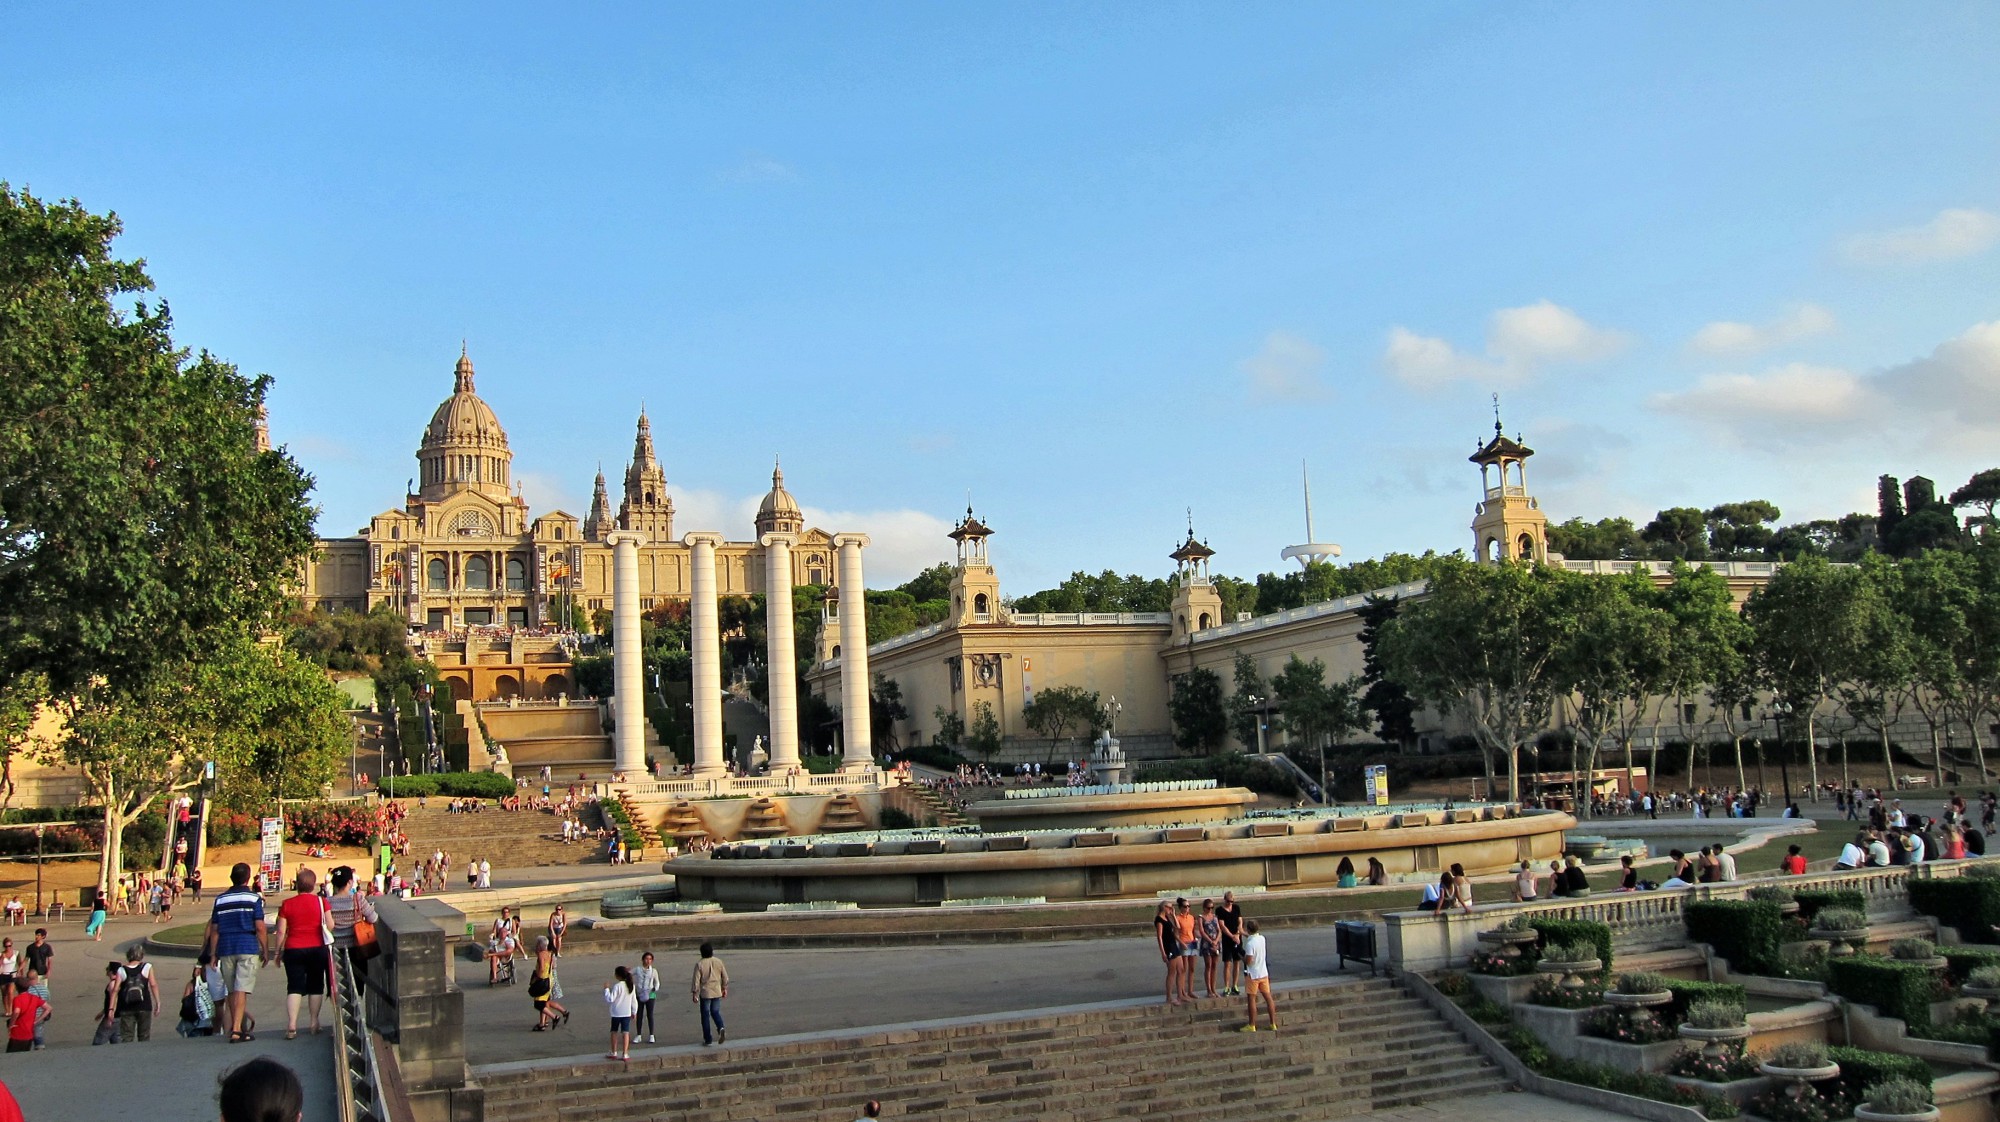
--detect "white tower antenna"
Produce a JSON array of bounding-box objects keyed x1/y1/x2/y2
[{"x1": 1280, "y1": 458, "x2": 1342, "y2": 569}]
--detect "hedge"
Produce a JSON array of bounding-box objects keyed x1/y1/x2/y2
[
  {"x1": 1826, "y1": 956, "x2": 1940, "y2": 1031},
  {"x1": 1907, "y1": 878, "x2": 2000, "y2": 943},
  {"x1": 1487, "y1": 1023, "x2": 1737, "y2": 1119},
  {"x1": 600, "y1": 799, "x2": 643, "y2": 850},
  {"x1": 1685, "y1": 900, "x2": 1788, "y2": 975},
  {"x1": 1530, "y1": 918, "x2": 1613, "y2": 971},
  {"x1": 1826, "y1": 1044, "x2": 1930, "y2": 1109},
  {"x1": 1665, "y1": 979, "x2": 1747, "y2": 1021},
  {"x1": 378, "y1": 771, "x2": 518, "y2": 800},
  {"x1": 1793, "y1": 889, "x2": 1865, "y2": 923},
  {"x1": 1944, "y1": 945, "x2": 2000, "y2": 985}
]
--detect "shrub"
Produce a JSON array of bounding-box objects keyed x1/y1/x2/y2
[
  {"x1": 1968, "y1": 965, "x2": 2000, "y2": 990},
  {"x1": 1889, "y1": 937, "x2": 1939, "y2": 962},
  {"x1": 1810, "y1": 907, "x2": 1867, "y2": 932},
  {"x1": 1943, "y1": 945, "x2": 2000, "y2": 984},
  {"x1": 284, "y1": 802, "x2": 377, "y2": 846},
  {"x1": 1746, "y1": 885, "x2": 1795, "y2": 905},
  {"x1": 1527, "y1": 975, "x2": 1603, "y2": 1009},
  {"x1": 1765, "y1": 1041, "x2": 1830, "y2": 1069},
  {"x1": 600, "y1": 799, "x2": 643, "y2": 850},
  {"x1": 889, "y1": 743, "x2": 964, "y2": 770},
  {"x1": 1530, "y1": 918, "x2": 1612, "y2": 969},
  {"x1": 1825, "y1": 1045, "x2": 1931, "y2": 1111},
  {"x1": 1686, "y1": 1000, "x2": 1745, "y2": 1029},
  {"x1": 1668, "y1": 1044, "x2": 1760, "y2": 1083},
  {"x1": 1542, "y1": 941, "x2": 1603, "y2": 967},
  {"x1": 1827, "y1": 956, "x2": 1943, "y2": 1030},
  {"x1": 1614, "y1": 971, "x2": 1673, "y2": 995},
  {"x1": 1498, "y1": 913, "x2": 1537, "y2": 932},
  {"x1": 1861, "y1": 1077, "x2": 1932, "y2": 1114},
  {"x1": 1792, "y1": 888, "x2": 1865, "y2": 921},
  {"x1": 1666, "y1": 979, "x2": 1747, "y2": 1021},
  {"x1": 1434, "y1": 971, "x2": 1472, "y2": 998},
  {"x1": 375, "y1": 770, "x2": 519, "y2": 800},
  {"x1": 1685, "y1": 900, "x2": 1789, "y2": 975},
  {"x1": 879, "y1": 807, "x2": 918, "y2": 830},
  {"x1": 1908, "y1": 877, "x2": 2000, "y2": 943},
  {"x1": 1134, "y1": 754, "x2": 1299, "y2": 798},
  {"x1": 1582, "y1": 1005, "x2": 1675, "y2": 1043}
]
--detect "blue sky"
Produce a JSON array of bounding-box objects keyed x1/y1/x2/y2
[{"x1": 7, "y1": 4, "x2": 1999, "y2": 587}]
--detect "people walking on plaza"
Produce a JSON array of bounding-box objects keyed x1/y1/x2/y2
[
  {"x1": 479, "y1": 858, "x2": 492, "y2": 889},
  {"x1": 218, "y1": 1055, "x2": 304, "y2": 1122},
  {"x1": 271, "y1": 868, "x2": 331, "y2": 1039},
  {"x1": 327, "y1": 867, "x2": 378, "y2": 973},
  {"x1": 5, "y1": 970, "x2": 46, "y2": 1054},
  {"x1": 113, "y1": 945, "x2": 160, "y2": 1042},
  {"x1": 1216, "y1": 891, "x2": 1244, "y2": 996},
  {"x1": 529, "y1": 937, "x2": 568, "y2": 1031},
  {"x1": 691, "y1": 942, "x2": 728, "y2": 1046},
  {"x1": 633, "y1": 951, "x2": 660, "y2": 1042},
  {"x1": 202, "y1": 861, "x2": 268, "y2": 1043},
  {"x1": 547, "y1": 905, "x2": 568, "y2": 957},
  {"x1": 85, "y1": 893, "x2": 107, "y2": 941},
  {"x1": 1238, "y1": 919, "x2": 1277, "y2": 1033},
  {"x1": 20, "y1": 970, "x2": 48, "y2": 1051},
  {"x1": 1153, "y1": 901, "x2": 1180, "y2": 1005},
  {"x1": 604, "y1": 964, "x2": 637, "y2": 1061},
  {"x1": 177, "y1": 956, "x2": 218, "y2": 1036},
  {"x1": 1198, "y1": 900, "x2": 1223, "y2": 998},
  {"x1": 0, "y1": 939, "x2": 16, "y2": 1005}
]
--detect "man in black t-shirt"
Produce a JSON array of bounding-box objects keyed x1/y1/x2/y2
[
  {"x1": 22, "y1": 930, "x2": 51, "y2": 981},
  {"x1": 1215, "y1": 892, "x2": 1244, "y2": 997}
]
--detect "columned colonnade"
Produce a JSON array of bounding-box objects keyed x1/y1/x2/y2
[{"x1": 608, "y1": 528, "x2": 874, "y2": 779}]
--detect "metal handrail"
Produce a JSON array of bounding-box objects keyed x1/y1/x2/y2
[{"x1": 334, "y1": 952, "x2": 387, "y2": 1122}]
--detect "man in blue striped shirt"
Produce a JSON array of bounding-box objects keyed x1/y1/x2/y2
[{"x1": 201, "y1": 862, "x2": 268, "y2": 1043}]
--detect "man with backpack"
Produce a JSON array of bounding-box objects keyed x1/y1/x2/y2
[{"x1": 113, "y1": 946, "x2": 160, "y2": 1042}]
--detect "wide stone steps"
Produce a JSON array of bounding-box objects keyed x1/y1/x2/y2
[
  {"x1": 390, "y1": 804, "x2": 611, "y2": 868},
  {"x1": 476, "y1": 979, "x2": 1508, "y2": 1122}
]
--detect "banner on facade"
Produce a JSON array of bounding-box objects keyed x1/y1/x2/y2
[
  {"x1": 259, "y1": 817, "x2": 283, "y2": 892},
  {"x1": 1364, "y1": 764, "x2": 1389, "y2": 807}
]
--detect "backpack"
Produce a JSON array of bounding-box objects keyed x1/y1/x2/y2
[{"x1": 117, "y1": 964, "x2": 150, "y2": 1012}]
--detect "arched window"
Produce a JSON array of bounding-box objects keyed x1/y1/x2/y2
[
  {"x1": 506, "y1": 558, "x2": 526, "y2": 591},
  {"x1": 1516, "y1": 533, "x2": 1535, "y2": 560},
  {"x1": 427, "y1": 558, "x2": 448, "y2": 590},
  {"x1": 465, "y1": 556, "x2": 491, "y2": 590},
  {"x1": 554, "y1": 526, "x2": 564, "y2": 541},
  {"x1": 1198, "y1": 612, "x2": 1212, "y2": 629},
  {"x1": 831, "y1": 644, "x2": 841, "y2": 659},
  {"x1": 390, "y1": 526, "x2": 400, "y2": 540},
  {"x1": 974, "y1": 593, "x2": 990, "y2": 619},
  {"x1": 1485, "y1": 537, "x2": 1501, "y2": 563}
]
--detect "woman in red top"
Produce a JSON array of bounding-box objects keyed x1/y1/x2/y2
[
  {"x1": 5, "y1": 971, "x2": 44, "y2": 1053},
  {"x1": 270, "y1": 869, "x2": 332, "y2": 1039},
  {"x1": 1780, "y1": 844, "x2": 1808, "y2": 875}
]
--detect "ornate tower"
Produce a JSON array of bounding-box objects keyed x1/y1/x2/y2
[
  {"x1": 1168, "y1": 519, "x2": 1223, "y2": 643},
  {"x1": 1470, "y1": 409, "x2": 1548, "y2": 564},
  {"x1": 583, "y1": 467, "x2": 613, "y2": 542},
  {"x1": 617, "y1": 411, "x2": 675, "y2": 542},
  {"x1": 947, "y1": 506, "x2": 1001, "y2": 626},
  {"x1": 755, "y1": 461, "x2": 804, "y2": 537},
  {"x1": 416, "y1": 347, "x2": 513, "y2": 503}
]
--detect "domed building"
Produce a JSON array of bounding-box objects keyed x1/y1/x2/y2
[{"x1": 301, "y1": 349, "x2": 837, "y2": 703}]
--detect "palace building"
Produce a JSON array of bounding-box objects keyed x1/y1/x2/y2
[{"x1": 300, "y1": 349, "x2": 837, "y2": 700}]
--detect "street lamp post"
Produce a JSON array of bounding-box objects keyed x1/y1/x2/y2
[{"x1": 1246, "y1": 695, "x2": 1267, "y2": 755}]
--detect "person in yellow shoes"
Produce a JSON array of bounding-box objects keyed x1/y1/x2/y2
[{"x1": 1238, "y1": 920, "x2": 1278, "y2": 1033}]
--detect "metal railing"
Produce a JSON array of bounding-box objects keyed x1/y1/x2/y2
[{"x1": 334, "y1": 953, "x2": 388, "y2": 1122}]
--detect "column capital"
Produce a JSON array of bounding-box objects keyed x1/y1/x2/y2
[
  {"x1": 681, "y1": 531, "x2": 726, "y2": 549},
  {"x1": 759, "y1": 531, "x2": 799, "y2": 549},
  {"x1": 606, "y1": 531, "x2": 646, "y2": 548},
  {"x1": 832, "y1": 532, "x2": 872, "y2": 549}
]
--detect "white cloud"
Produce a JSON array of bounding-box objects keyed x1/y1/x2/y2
[
  {"x1": 1650, "y1": 319, "x2": 2000, "y2": 451},
  {"x1": 716, "y1": 154, "x2": 799, "y2": 185},
  {"x1": 1689, "y1": 303, "x2": 1837, "y2": 356},
  {"x1": 1384, "y1": 300, "x2": 1625, "y2": 390},
  {"x1": 1843, "y1": 207, "x2": 2000, "y2": 264},
  {"x1": 1238, "y1": 330, "x2": 1330, "y2": 403},
  {"x1": 516, "y1": 472, "x2": 586, "y2": 520}
]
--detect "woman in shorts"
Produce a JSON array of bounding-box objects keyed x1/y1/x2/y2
[
  {"x1": 1153, "y1": 902, "x2": 1181, "y2": 1006},
  {"x1": 1172, "y1": 899, "x2": 1199, "y2": 1004},
  {"x1": 1198, "y1": 900, "x2": 1223, "y2": 999},
  {"x1": 528, "y1": 936, "x2": 568, "y2": 1030}
]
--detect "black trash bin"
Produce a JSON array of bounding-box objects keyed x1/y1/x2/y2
[{"x1": 1335, "y1": 920, "x2": 1379, "y2": 975}]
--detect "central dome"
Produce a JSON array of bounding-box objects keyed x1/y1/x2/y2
[
  {"x1": 416, "y1": 349, "x2": 515, "y2": 504},
  {"x1": 422, "y1": 350, "x2": 509, "y2": 451}
]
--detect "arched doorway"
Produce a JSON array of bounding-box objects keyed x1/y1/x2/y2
[
  {"x1": 445, "y1": 676, "x2": 471, "y2": 704},
  {"x1": 541, "y1": 673, "x2": 570, "y2": 699},
  {"x1": 494, "y1": 674, "x2": 521, "y2": 700}
]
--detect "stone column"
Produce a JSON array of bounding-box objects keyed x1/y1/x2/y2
[
  {"x1": 834, "y1": 533, "x2": 873, "y2": 771},
  {"x1": 760, "y1": 532, "x2": 802, "y2": 774},
  {"x1": 684, "y1": 532, "x2": 727, "y2": 778},
  {"x1": 607, "y1": 531, "x2": 646, "y2": 777}
]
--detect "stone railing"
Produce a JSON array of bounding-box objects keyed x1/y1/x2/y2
[
  {"x1": 1000, "y1": 779, "x2": 1219, "y2": 800},
  {"x1": 1385, "y1": 860, "x2": 1961, "y2": 973},
  {"x1": 618, "y1": 769, "x2": 895, "y2": 800},
  {"x1": 359, "y1": 896, "x2": 482, "y2": 1120}
]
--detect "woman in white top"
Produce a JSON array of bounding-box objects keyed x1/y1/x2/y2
[
  {"x1": 603, "y1": 965, "x2": 637, "y2": 1062},
  {"x1": 1512, "y1": 862, "x2": 1538, "y2": 903}
]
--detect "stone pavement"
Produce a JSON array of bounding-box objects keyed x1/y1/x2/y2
[
  {"x1": 1368, "y1": 1091, "x2": 1616, "y2": 1121},
  {"x1": 0, "y1": 916, "x2": 336, "y2": 1122}
]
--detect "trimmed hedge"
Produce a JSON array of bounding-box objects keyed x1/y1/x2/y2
[
  {"x1": 1826, "y1": 1045, "x2": 1931, "y2": 1109},
  {"x1": 1665, "y1": 979, "x2": 1747, "y2": 1022},
  {"x1": 1826, "y1": 956, "x2": 1941, "y2": 1030},
  {"x1": 1907, "y1": 878, "x2": 2000, "y2": 943},
  {"x1": 378, "y1": 771, "x2": 518, "y2": 800},
  {"x1": 1793, "y1": 889, "x2": 1866, "y2": 922},
  {"x1": 1685, "y1": 900, "x2": 1788, "y2": 975},
  {"x1": 1530, "y1": 918, "x2": 1613, "y2": 971},
  {"x1": 1943, "y1": 945, "x2": 2000, "y2": 985}
]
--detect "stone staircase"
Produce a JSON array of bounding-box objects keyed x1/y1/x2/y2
[
  {"x1": 895, "y1": 782, "x2": 970, "y2": 827},
  {"x1": 476, "y1": 976, "x2": 1508, "y2": 1122},
  {"x1": 391, "y1": 803, "x2": 608, "y2": 869}
]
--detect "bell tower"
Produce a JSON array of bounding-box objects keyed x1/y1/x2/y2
[
  {"x1": 1168, "y1": 516, "x2": 1224, "y2": 644},
  {"x1": 947, "y1": 506, "x2": 1001, "y2": 626},
  {"x1": 1469, "y1": 402, "x2": 1548, "y2": 564},
  {"x1": 618, "y1": 411, "x2": 675, "y2": 542}
]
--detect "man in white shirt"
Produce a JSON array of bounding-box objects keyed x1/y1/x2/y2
[
  {"x1": 1867, "y1": 834, "x2": 1892, "y2": 867},
  {"x1": 1713, "y1": 843, "x2": 1738, "y2": 882},
  {"x1": 1890, "y1": 802, "x2": 1907, "y2": 829},
  {"x1": 1835, "y1": 834, "x2": 1868, "y2": 870},
  {"x1": 1238, "y1": 920, "x2": 1278, "y2": 1033}
]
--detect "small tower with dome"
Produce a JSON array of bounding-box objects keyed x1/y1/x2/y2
[
  {"x1": 947, "y1": 506, "x2": 1001, "y2": 626},
  {"x1": 417, "y1": 347, "x2": 513, "y2": 504},
  {"x1": 1168, "y1": 517, "x2": 1224, "y2": 644},
  {"x1": 583, "y1": 467, "x2": 613, "y2": 542},
  {"x1": 1470, "y1": 403, "x2": 1548, "y2": 564},
  {"x1": 755, "y1": 461, "x2": 804, "y2": 537}
]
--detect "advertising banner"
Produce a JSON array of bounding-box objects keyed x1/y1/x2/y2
[
  {"x1": 1364, "y1": 764, "x2": 1390, "y2": 807},
  {"x1": 259, "y1": 816, "x2": 283, "y2": 892}
]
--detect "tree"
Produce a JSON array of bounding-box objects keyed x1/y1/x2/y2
[
  {"x1": 1951, "y1": 469, "x2": 2000, "y2": 535},
  {"x1": 0, "y1": 674, "x2": 44, "y2": 808},
  {"x1": 1879, "y1": 475, "x2": 1906, "y2": 543},
  {"x1": 1011, "y1": 571, "x2": 1173, "y2": 614},
  {"x1": 1355, "y1": 595, "x2": 1419, "y2": 746},
  {"x1": 1887, "y1": 507, "x2": 1963, "y2": 557},
  {"x1": 1550, "y1": 570, "x2": 1666, "y2": 815},
  {"x1": 869, "y1": 675, "x2": 909, "y2": 751},
  {"x1": 1546, "y1": 517, "x2": 1644, "y2": 561},
  {"x1": 1744, "y1": 554, "x2": 1868, "y2": 800},
  {"x1": 1381, "y1": 558, "x2": 1571, "y2": 801},
  {"x1": 898, "y1": 563, "x2": 954, "y2": 604},
  {"x1": 931, "y1": 706, "x2": 965, "y2": 751},
  {"x1": 1655, "y1": 563, "x2": 1742, "y2": 788},
  {"x1": 1269, "y1": 655, "x2": 1365, "y2": 802},
  {"x1": 1020, "y1": 685, "x2": 1105, "y2": 765},
  {"x1": 1641, "y1": 508, "x2": 1709, "y2": 560},
  {"x1": 966, "y1": 702, "x2": 1002, "y2": 761},
  {"x1": 1226, "y1": 654, "x2": 1267, "y2": 751},
  {"x1": 1705, "y1": 501, "x2": 1781, "y2": 558},
  {"x1": 0, "y1": 185, "x2": 318, "y2": 700},
  {"x1": 1167, "y1": 668, "x2": 1228, "y2": 753},
  {"x1": 1897, "y1": 549, "x2": 1975, "y2": 784},
  {"x1": 1838, "y1": 554, "x2": 1917, "y2": 790}
]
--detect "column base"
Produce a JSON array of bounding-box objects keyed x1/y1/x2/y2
[{"x1": 691, "y1": 765, "x2": 728, "y2": 780}]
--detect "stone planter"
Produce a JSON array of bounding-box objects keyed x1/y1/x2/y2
[
  {"x1": 1537, "y1": 958, "x2": 1600, "y2": 992},
  {"x1": 1758, "y1": 1062, "x2": 1842, "y2": 1102},
  {"x1": 1679, "y1": 1022, "x2": 1752, "y2": 1060},
  {"x1": 1813, "y1": 927, "x2": 1868, "y2": 957},
  {"x1": 1853, "y1": 1106, "x2": 1941, "y2": 1122},
  {"x1": 1477, "y1": 927, "x2": 1539, "y2": 965},
  {"x1": 1603, "y1": 990, "x2": 1673, "y2": 1009},
  {"x1": 1961, "y1": 982, "x2": 2000, "y2": 1013}
]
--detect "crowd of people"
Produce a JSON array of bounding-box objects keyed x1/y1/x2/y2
[{"x1": 1151, "y1": 891, "x2": 1276, "y2": 1032}]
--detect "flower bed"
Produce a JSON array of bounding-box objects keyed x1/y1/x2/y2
[{"x1": 1667, "y1": 1044, "x2": 1762, "y2": 1084}]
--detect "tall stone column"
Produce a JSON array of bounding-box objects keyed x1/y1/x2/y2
[
  {"x1": 607, "y1": 532, "x2": 646, "y2": 777},
  {"x1": 684, "y1": 532, "x2": 727, "y2": 778},
  {"x1": 834, "y1": 533, "x2": 873, "y2": 771},
  {"x1": 760, "y1": 532, "x2": 802, "y2": 774}
]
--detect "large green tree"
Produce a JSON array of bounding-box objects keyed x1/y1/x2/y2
[
  {"x1": 0, "y1": 185, "x2": 317, "y2": 699},
  {"x1": 1838, "y1": 554, "x2": 1917, "y2": 790},
  {"x1": 1167, "y1": 668, "x2": 1228, "y2": 753},
  {"x1": 1744, "y1": 554, "x2": 1868, "y2": 799},
  {"x1": 1951, "y1": 469, "x2": 2000, "y2": 535},
  {"x1": 1550, "y1": 569, "x2": 1666, "y2": 814},
  {"x1": 1269, "y1": 655, "x2": 1364, "y2": 802},
  {"x1": 1020, "y1": 685, "x2": 1105, "y2": 765}
]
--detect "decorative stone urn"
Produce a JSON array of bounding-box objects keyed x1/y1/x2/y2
[
  {"x1": 1815, "y1": 927, "x2": 1869, "y2": 957},
  {"x1": 1536, "y1": 957, "x2": 1600, "y2": 992},
  {"x1": 1758, "y1": 1060, "x2": 1841, "y2": 1102},
  {"x1": 1853, "y1": 1105, "x2": 1941, "y2": 1122},
  {"x1": 1678, "y1": 1021, "x2": 1752, "y2": 1060},
  {"x1": 1961, "y1": 981, "x2": 2000, "y2": 1014},
  {"x1": 1476, "y1": 927, "x2": 1539, "y2": 963},
  {"x1": 1602, "y1": 988, "x2": 1673, "y2": 1010}
]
